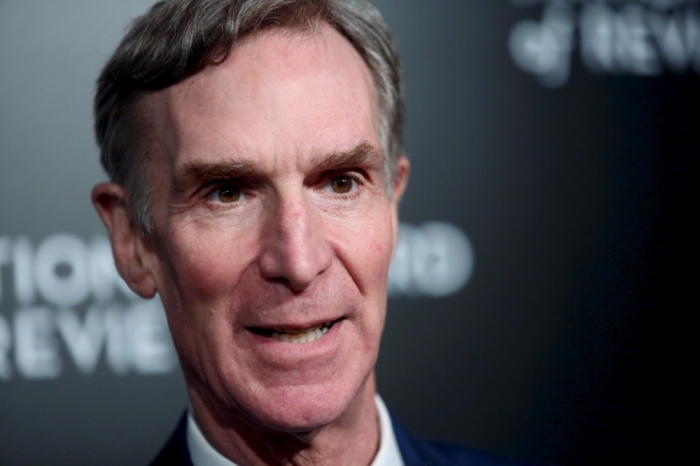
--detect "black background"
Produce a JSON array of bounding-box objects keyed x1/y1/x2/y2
[{"x1": 0, "y1": 1, "x2": 697, "y2": 464}]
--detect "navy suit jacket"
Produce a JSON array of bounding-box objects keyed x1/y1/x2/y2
[{"x1": 150, "y1": 413, "x2": 534, "y2": 466}]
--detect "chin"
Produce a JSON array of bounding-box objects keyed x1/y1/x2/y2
[{"x1": 233, "y1": 372, "x2": 372, "y2": 433}]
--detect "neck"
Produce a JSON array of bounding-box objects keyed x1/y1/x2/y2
[{"x1": 189, "y1": 373, "x2": 380, "y2": 466}]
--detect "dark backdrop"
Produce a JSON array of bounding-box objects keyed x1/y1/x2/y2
[{"x1": 1, "y1": 1, "x2": 697, "y2": 465}]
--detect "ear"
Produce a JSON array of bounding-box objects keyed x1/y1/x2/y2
[
  {"x1": 390, "y1": 155, "x2": 410, "y2": 246},
  {"x1": 391, "y1": 155, "x2": 410, "y2": 205},
  {"x1": 91, "y1": 182, "x2": 158, "y2": 299}
]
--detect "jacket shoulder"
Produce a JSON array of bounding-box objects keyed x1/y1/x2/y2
[
  {"x1": 392, "y1": 417, "x2": 537, "y2": 466},
  {"x1": 150, "y1": 413, "x2": 193, "y2": 466},
  {"x1": 149, "y1": 411, "x2": 538, "y2": 466}
]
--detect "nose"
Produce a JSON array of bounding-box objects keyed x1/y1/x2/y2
[{"x1": 258, "y1": 194, "x2": 332, "y2": 291}]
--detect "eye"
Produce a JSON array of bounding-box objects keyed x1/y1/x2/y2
[
  {"x1": 212, "y1": 185, "x2": 242, "y2": 203},
  {"x1": 329, "y1": 175, "x2": 356, "y2": 194}
]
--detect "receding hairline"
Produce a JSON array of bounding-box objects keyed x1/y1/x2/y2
[{"x1": 163, "y1": 23, "x2": 379, "y2": 103}]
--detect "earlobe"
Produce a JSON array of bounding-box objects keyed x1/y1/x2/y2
[{"x1": 91, "y1": 182, "x2": 158, "y2": 299}]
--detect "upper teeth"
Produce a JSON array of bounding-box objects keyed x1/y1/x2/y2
[{"x1": 271, "y1": 322, "x2": 332, "y2": 344}]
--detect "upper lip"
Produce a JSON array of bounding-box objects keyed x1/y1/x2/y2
[{"x1": 247, "y1": 317, "x2": 343, "y2": 334}]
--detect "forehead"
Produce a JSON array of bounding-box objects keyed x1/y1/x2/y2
[{"x1": 142, "y1": 25, "x2": 381, "y2": 171}]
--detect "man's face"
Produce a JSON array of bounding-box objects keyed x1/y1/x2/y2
[{"x1": 136, "y1": 26, "x2": 407, "y2": 431}]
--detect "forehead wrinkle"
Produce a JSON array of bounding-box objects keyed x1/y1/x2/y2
[{"x1": 148, "y1": 26, "x2": 385, "y2": 198}]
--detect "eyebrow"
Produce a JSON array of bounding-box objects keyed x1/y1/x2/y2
[
  {"x1": 172, "y1": 159, "x2": 258, "y2": 194},
  {"x1": 171, "y1": 141, "x2": 384, "y2": 194},
  {"x1": 310, "y1": 141, "x2": 384, "y2": 172}
]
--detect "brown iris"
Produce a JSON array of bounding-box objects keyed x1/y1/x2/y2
[
  {"x1": 217, "y1": 186, "x2": 241, "y2": 203},
  {"x1": 331, "y1": 176, "x2": 353, "y2": 194}
]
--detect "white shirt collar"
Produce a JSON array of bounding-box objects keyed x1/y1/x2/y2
[
  {"x1": 372, "y1": 394, "x2": 405, "y2": 466},
  {"x1": 187, "y1": 394, "x2": 404, "y2": 466}
]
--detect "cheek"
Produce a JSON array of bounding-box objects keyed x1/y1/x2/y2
[
  {"x1": 344, "y1": 211, "x2": 395, "y2": 286},
  {"x1": 157, "y1": 223, "x2": 260, "y2": 316},
  {"x1": 330, "y1": 208, "x2": 394, "y2": 338}
]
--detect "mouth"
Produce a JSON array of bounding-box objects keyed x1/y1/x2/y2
[{"x1": 248, "y1": 318, "x2": 342, "y2": 344}]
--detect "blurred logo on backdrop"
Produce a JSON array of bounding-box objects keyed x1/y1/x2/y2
[
  {"x1": 0, "y1": 222, "x2": 473, "y2": 382},
  {"x1": 509, "y1": 0, "x2": 700, "y2": 87}
]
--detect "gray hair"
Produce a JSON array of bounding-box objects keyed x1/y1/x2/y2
[{"x1": 94, "y1": 0, "x2": 403, "y2": 233}]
